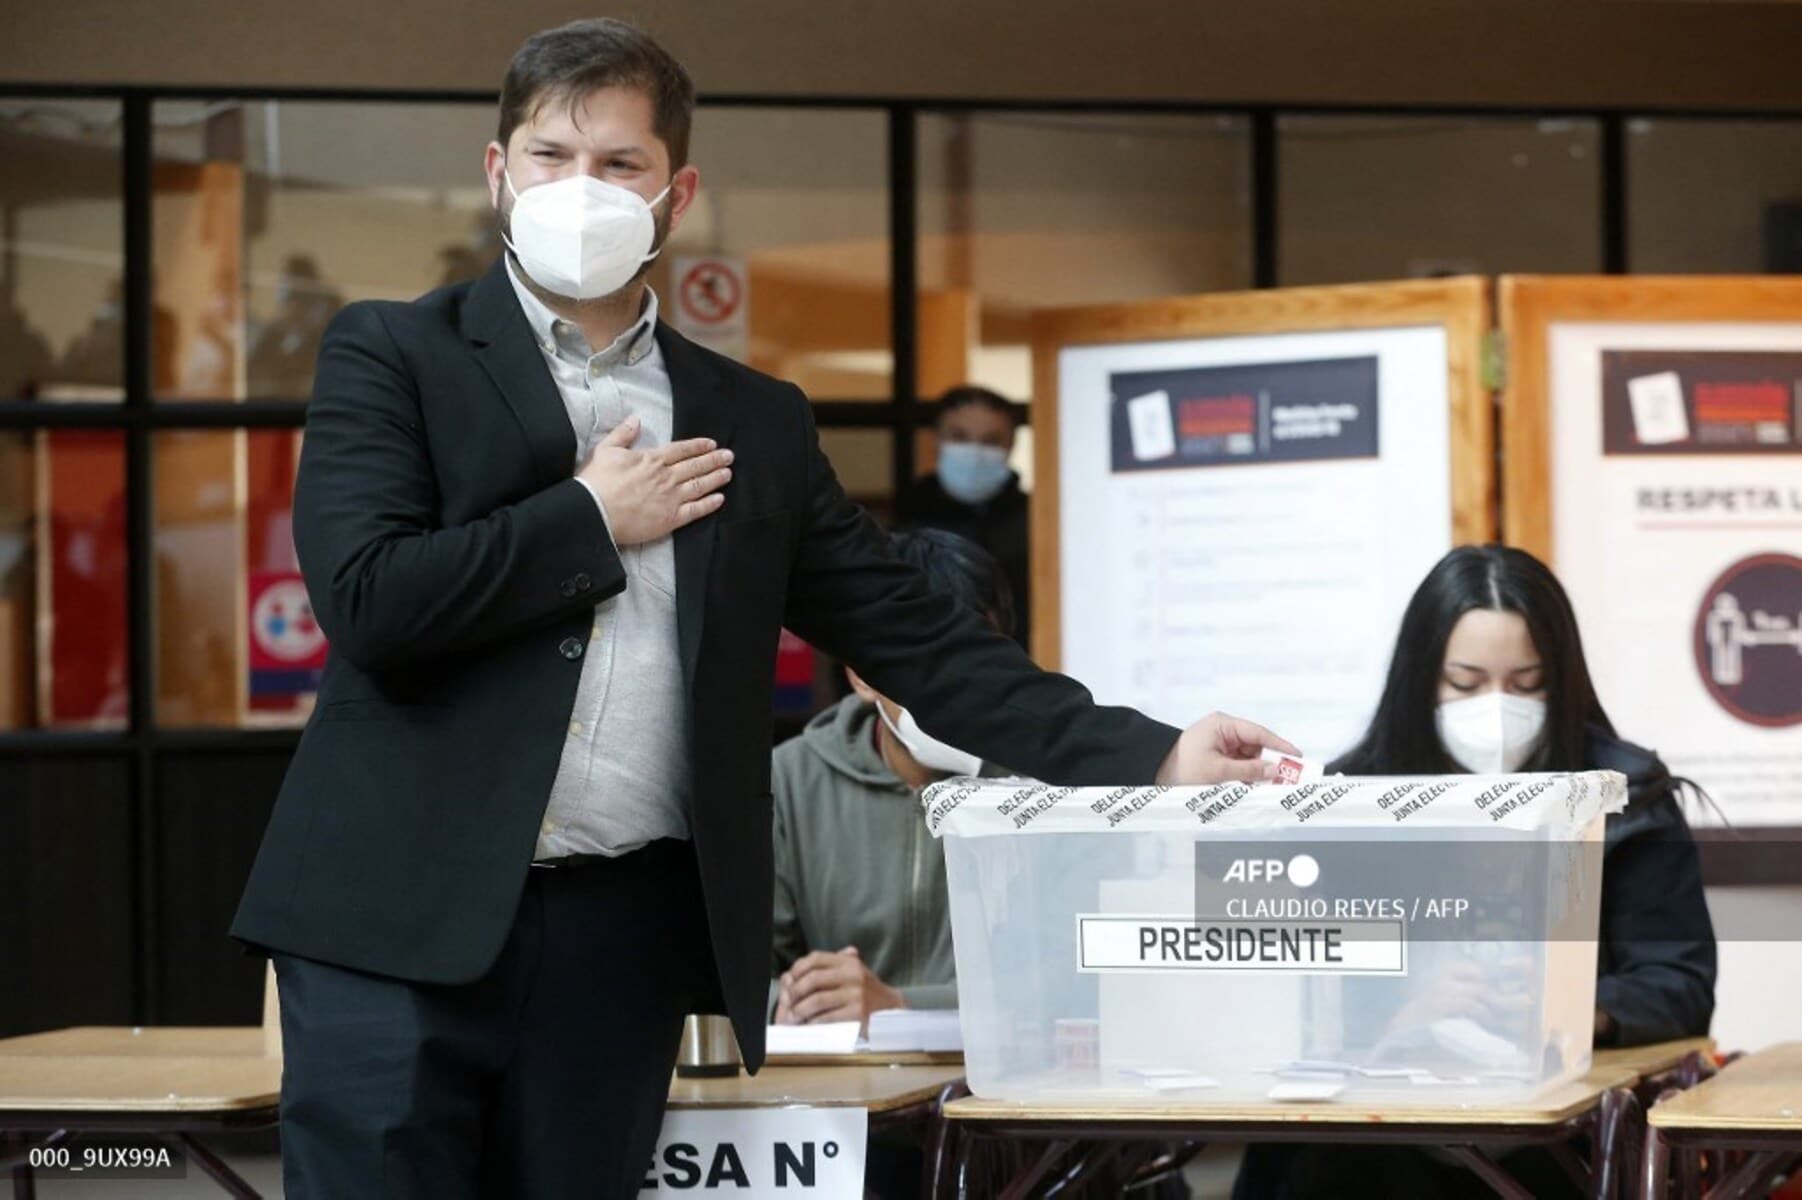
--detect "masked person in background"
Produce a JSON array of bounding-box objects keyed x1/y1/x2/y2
[
  {"x1": 770, "y1": 528, "x2": 1009, "y2": 1032},
  {"x1": 1233, "y1": 544, "x2": 1716, "y2": 1200},
  {"x1": 898, "y1": 385, "x2": 1032, "y2": 651}
]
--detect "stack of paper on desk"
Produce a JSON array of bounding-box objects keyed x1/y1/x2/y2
[
  {"x1": 764, "y1": 1021, "x2": 861, "y2": 1056},
  {"x1": 866, "y1": 1009, "x2": 963, "y2": 1053}
]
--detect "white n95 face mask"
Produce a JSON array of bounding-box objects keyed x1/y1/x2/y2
[
  {"x1": 501, "y1": 170, "x2": 670, "y2": 300},
  {"x1": 1436, "y1": 692, "x2": 1547, "y2": 775},
  {"x1": 879, "y1": 703, "x2": 984, "y2": 777}
]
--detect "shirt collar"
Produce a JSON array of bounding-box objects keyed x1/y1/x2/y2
[{"x1": 503, "y1": 254, "x2": 659, "y2": 368}]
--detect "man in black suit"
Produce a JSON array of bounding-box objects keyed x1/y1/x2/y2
[{"x1": 233, "y1": 18, "x2": 1296, "y2": 1198}]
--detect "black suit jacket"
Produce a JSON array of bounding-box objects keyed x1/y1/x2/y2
[{"x1": 231, "y1": 258, "x2": 1180, "y2": 1068}]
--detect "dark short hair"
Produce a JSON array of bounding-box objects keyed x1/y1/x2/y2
[
  {"x1": 888, "y1": 528, "x2": 1017, "y2": 639},
  {"x1": 497, "y1": 19, "x2": 696, "y2": 168},
  {"x1": 935, "y1": 385, "x2": 1022, "y2": 430},
  {"x1": 1333, "y1": 544, "x2": 1613, "y2": 776}
]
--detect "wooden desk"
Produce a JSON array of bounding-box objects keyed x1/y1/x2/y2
[
  {"x1": 1644, "y1": 1043, "x2": 1802, "y2": 1200},
  {"x1": 670, "y1": 1062, "x2": 969, "y2": 1197},
  {"x1": 765, "y1": 1051, "x2": 964, "y2": 1069},
  {"x1": 1595, "y1": 1037, "x2": 1715, "y2": 1082},
  {"x1": 669, "y1": 1064, "x2": 966, "y2": 1115},
  {"x1": 0, "y1": 1027, "x2": 267, "y2": 1059},
  {"x1": 940, "y1": 1065, "x2": 1643, "y2": 1200},
  {"x1": 0, "y1": 1055, "x2": 281, "y2": 1115},
  {"x1": 0, "y1": 1027, "x2": 279, "y2": 1198}
]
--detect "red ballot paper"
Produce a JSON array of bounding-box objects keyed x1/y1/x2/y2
[{"x1": 1261, "y1": 747, "x2": 1324, "y2": 784}]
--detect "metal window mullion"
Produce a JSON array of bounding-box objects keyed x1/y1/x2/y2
[
  {"x1": 1602, "y1": 113, "x2": 1628, "y2": 274},
  {"x1": 122, "y1": 89, "x2": 161, "y2": 1023},
  {"x1": 1252, "y1": 110, "x2": 1278, "y2": 288},
  {"x1": 887, "y1": 106, "x2": 919, "y2": 499}
]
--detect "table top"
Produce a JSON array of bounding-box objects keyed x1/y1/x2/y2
[
  {"x1": 0, "y1": 1054, "x2": 282, "y2": 1113},
  {"x1": 765, "y1": 1051, "x2": 963, "y2": 1068},
  {"x1": 0, "y1": 1027, "x2": 268, "y2": 1059},
  {"x1": 1593, "y1": 1037, "x2": 1715, "y2": 1080},
  {"x1": 1650, "y1": 1043, "x2": 1802, "y2": 1133},
  {"x1": 944, "y1": 1064, "x2": 1640, "y2": 1129},
  {"x1": 668, "y1": 1064, "x2": 966, "y2": 1114},
  {"x1": 0, "y1": 1030, "x2": 962, "y2": 1116}
]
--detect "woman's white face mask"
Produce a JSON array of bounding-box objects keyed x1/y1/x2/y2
[{"x1": 1435, "y1": 692, "x2": 1547, "y2": 774}]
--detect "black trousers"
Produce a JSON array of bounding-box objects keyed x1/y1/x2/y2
[{"x1": 273, "y1": 839, "x2": 718, "y2": 1199}]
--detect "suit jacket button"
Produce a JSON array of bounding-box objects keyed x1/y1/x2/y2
[
  {"x1": 559, "y1": 578, "x2": 578, "y2": 598},
  {"x1": 559, "y1": 637, "x2": 584, "y2": 661},
  {"x1": 574, "y1": 572, "x2": 592, "y2": 592}
]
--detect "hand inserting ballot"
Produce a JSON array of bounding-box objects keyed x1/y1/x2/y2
[{"x1": 1155, "y1": 712, "x2": 1302, "y2": 786}]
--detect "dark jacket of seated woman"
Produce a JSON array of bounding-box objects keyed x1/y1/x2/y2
[
  {"x1": 1583, "y1": 727, "x2": 1715, "y2": 1046},
  {"x1": 1233, "y1": 544, "x2": 1715, "y2": 1200}
]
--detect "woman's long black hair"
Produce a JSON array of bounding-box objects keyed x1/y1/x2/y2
[{"x1": 1331, "y1": 545, "x2": 1615, "y2": 776}]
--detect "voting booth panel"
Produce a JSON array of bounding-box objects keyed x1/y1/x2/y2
[
  {"x1": 1501, "y1": 276, "x2": 1802, "y2": 832},
  {"x1": 1032, "y1": 278, "x2": 1493, "y2": 765},
  {"x1": 926, "y1": 772, "x2": 1623, "y2": 1107}
]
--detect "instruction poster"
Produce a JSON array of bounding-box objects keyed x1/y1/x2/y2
[
  {"x1": 1057, "y1": 329, "x2": 1454, "y2": 762},
  {"x1": 1551, "y1": 336, "x2": 1802, "y2": 824}
]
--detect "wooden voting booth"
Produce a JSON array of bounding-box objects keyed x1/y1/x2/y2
[
  {"x1": 1030, "y1": 278, "x2": 1495, "y2": 761},
  {"x1": 1031, "y1": 273, "x2": 1802, "y2": 845},
  {"x1": 1500, "y1": 277, "x2": 1802, "y2": 834}
]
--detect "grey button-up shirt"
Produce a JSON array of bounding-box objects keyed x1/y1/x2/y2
[{"x1": 506, "y1": 259, "x2": 690, "y2": 859}]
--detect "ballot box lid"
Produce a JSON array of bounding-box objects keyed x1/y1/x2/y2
[{"x1": 924, "y1": 771, "x2": 1626, "y2": 839}]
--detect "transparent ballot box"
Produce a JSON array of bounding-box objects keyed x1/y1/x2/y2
[{"x1": 923, "y1": 772, "x2": 1623, "y2": 1106}]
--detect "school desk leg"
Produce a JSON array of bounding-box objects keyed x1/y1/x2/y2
[
  {"x1": 1592, "y1": 1084, "x2": 1643, "y2": 1200},
  {"x1": 1444, "y1": 1146, "x2": 1536, "y2": 1200},
  {"x1": 170, "y1": 1133, "x2": 261, "y2": 1199},
  {"x1": 1710, "y1": 1149, "x2": 1802, "y2": 1200},
  {"x1": 995, "y1": 1138, "x2": 1077, "y2": 1200}
]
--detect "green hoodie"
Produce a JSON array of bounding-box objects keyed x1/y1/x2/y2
[{"x1": 770, "y1": 695, "x2": 967, "y2": 1016}]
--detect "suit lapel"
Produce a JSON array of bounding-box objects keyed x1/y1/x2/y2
[
  {"x1": 461, "y1": 258, "x2": 577, "y2": 491},
  {"x1": 659, "y1": 323, "x2": 736, "y2": 693}
]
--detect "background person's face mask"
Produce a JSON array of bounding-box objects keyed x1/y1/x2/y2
[
  {"x1": 879, "y1": 702, "x2": 984, "y2": 777},
  {"x1": 1435, "y1": 692, "x2": 1548, "y2": 774},
  {"x1": 937, "y1": 442, "x2": 1012, "y2": 505},
  {"x1": 502, "y1": 170, "x2": 670, "y2": 300}
]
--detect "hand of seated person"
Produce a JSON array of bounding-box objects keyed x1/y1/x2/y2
[
  {"x1": 1370, "y1": 959, "x2": 1534, "y2": 1061},
  {"x1": 773, "y1": 946, "x2": 906, "y2": 1030}
]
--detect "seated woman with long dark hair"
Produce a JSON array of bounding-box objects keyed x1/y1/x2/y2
[{"x1": 1234, "y1": 544, "x2": 1716, "y2": 1199}]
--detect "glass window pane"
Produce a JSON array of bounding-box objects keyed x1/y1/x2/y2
[
  {"x1": 1278, "y1": 116, "x2": 1602, "y2": 284},
  {"x1": 917, "y1": 112, "x2": 1251, "y2": 404},
  {"x1": 653, "y1": 107, "x2": 892, "y2": 401},
  {"x1": 154, "y1": 428, "x2": 313, "y2": 727},
  {"x1": 0, "y1": 100, "x2": 125, "y2": 401},
  {"x1": 0, "y1": 430, "x2": 129, "y2": 729},
  {"x1": 1628, "y1": 118, "x2": 1802, "y2": 273},
  {"x1": 152, "y1": 100, "x2": 496, "y2": 401},
  {"x1": 816, "y1": 428, "x2": 894, "y2": 511}
]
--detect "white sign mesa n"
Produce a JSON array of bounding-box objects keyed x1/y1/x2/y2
[{"x1": 640, "y1": 1107, "x2": 868, "y2": 1197}]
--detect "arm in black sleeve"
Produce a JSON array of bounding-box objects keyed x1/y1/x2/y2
[
  {"x1": 1594, "y1": 793, "x2": 1718, "y2": 1046},
  {"x1": 294, "y1": 303, "x2": 626, "y2": 674},
  {"x1": 781, "y1": 389, "x2": 1179, "y2": 785}
]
